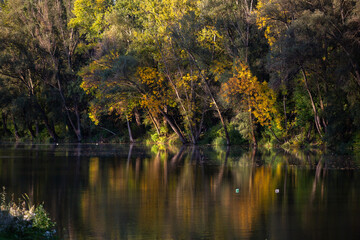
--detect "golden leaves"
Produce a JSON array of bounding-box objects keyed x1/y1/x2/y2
[
  {"x1": 196, "y1": 26, "x2": 223, "y2": 51},
  {"x1": 222, "y1": 60, "x2": 277, "y2": 126},
  {"x1": 255, "y1": 0, "x2": 291, "y2": 46},
  {"x1": 136, "y1": 67, "x2": 175, "y2": 114}
]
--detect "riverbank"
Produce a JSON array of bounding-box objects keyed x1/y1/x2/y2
[{"x1": 0, "y1": 188, "x2": 56, "y2": 240}]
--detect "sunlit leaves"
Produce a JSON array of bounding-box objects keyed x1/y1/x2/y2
[
  {"x1": 196, "y1": 26, "x2": 223, "y2": 52},
  {"x1": 222, "y1": 60, "x2": 277, "y2": 127},
  {"x1": 69, "y1": 0, "x2": 113, "y2": 42},
  {"x1": 255, "y1": 0, "x2": 293, "y2": 46},
  {"x1": 137, "y1": 67, "x2": 175, "y2": 114}
]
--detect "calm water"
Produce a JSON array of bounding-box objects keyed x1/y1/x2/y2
[{"x1": 0, "y1": 143, "x2": 360, "y2": 239}]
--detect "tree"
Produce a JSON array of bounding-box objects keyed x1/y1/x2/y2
[{"x1": 222, "y1": 60, "x2": 277, "y2": 145}]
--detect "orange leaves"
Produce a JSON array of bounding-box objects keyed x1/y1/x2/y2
[
  {"x1": 222, "y1": 61, "x2": 255, "y2": 102},
  {"x1": 222, "y1": 60, "x2": 277, "y2": 126}
]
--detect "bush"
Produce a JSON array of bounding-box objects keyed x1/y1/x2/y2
[
  {"x1": 0, "y1": 188, "x2": 57, "y2": 240},
  {"x1": 200, "y1": 123, "x2": 247, "y2": 146}
]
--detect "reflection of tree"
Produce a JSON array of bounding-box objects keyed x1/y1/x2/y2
[{"x1": 2, "y1": 145, "x2": 360, "y2": 239}]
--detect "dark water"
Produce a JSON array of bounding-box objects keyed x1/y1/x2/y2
[{"x1": 0, "y1": 143, "x2": 360, "y2": 240}]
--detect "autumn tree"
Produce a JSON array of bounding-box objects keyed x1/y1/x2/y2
[{"x1": 222, "y1": 61, "x2": 277, "y2": 145}]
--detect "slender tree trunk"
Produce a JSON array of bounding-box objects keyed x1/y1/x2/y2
[
  {"x1": 316, "y1": 83, "x2": 327, "y2": 132},
  {"x1": 126, "y1": 116, "x2": 134, "y2": 143},
  {"x1": 159, "y1": 109, "x2": 187, "y2": 144},
  {"x1": 35, "y1": 121, "x2": 39, "y2": 136},
  {"x1": 33, "y1": 99, "x2": 59, "y2": 142},
  {"x1": 134, "y1": 108, "x2": 141, "y2": 126},
  {"x1": 51, "y1": 56, "x2": 82, "y2": 142},
  {"x1": 156, "y1": 39, "x2": 197, "y2": 144},
  {"x1": 283, "y1": 94, "x2": 287, "y2": 132},
  {"x1": 306, "y1": 123, "x2": 313, "y2": 142},
  {"x1": 74, "y1": 104, "x2": 82, "y2": 142},
  {"x1": 148, "y1": 110, "x2": 160, "y2": 135},
  {"x1": 186, "y1": 51, "x2": 230, "y2": 145},
  {"x1": 269, "y1": 127, "x2": 282, "y2": 144},
  {"x1": 248, "y1": 103, "x2": 257, "y2": 146},
  {"x1": 196, "y1": 108, "x2": 206, "y2": 140},
  {"x1": 27, "y1": 123, "x2": 36, "y2": 139},
  {"x1": 11, "y1": 115, "x2": 20, "y2": 141},
  {"x1": 2, "y1": 113, "x2": 9, "y2": 134},
  {"x1": 57, "y1": 80, "x2": 82, "y2": 142},
  {"x1": 301, "y1": 68, "x2": 323, "y2": 137}
]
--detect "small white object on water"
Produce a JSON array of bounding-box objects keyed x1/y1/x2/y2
[
  {"x1": 56, "y1": 143, "x2": 59, "y2": 146},
  {"x1": 275, "y1": 189, "x2": 280, "y2": 194},
  {"x1": 235, "y1": 188, "x2": 239, "y2": 194},
  {"x1": 96, "y1": 143, "x2": 99, "y2": 145}
]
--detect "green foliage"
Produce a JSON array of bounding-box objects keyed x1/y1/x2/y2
[
  {"x1": 0, "y1": 188, "x2": 57, "y2": 240},
  {"x1": 0, "y1": 0, "x2": 359, "y2": 148},
  {"x1": 200, "y1": 123, "x2": 246, "y2": 146},
  {"x1": 32, "y1": 205, "x2": 55, "y2": 231},
  {"x1": 69, "y1": 0, "x2": 113, "y2": 43},
  {"x1": 149, "y1": 127, "x2": 167, "y2": 144}
]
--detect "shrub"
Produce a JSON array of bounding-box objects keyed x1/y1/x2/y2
[{"x1": 0, "y1": 187, "x2": 57, "y2": 240}]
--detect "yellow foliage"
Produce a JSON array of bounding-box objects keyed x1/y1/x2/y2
[
  {"x1": 222, "y1": 60, "x2": 277, "y2": 126},
  {"x1": 196, "y1": 26, "x2": 223, "y2": 51},
  {"x1": 136, "y1": 67, "x2": 175, "y2": 115},
  {"x1": 255, "y1": 0, "x2": 292, "y2": 46},
  {"x1": 211, "y1": 60, "x2": 232, "y2": 82}
]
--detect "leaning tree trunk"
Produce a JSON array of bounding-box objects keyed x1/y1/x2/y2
[
  {"x1": 187, "y1": 51, "x2": 231, "y2": 145},
  {"x1": 159, "y1": 109, "x2": 188, "y2": 144},
  {"x1": 34, "y1": 100, "x2": 59, "y2": 142},
  {"x1": 126, "y1": 116, "x2": 134, "y2": 143},
  {"x1": 301, "y1": 68, "x2": 323, "y2": 137},
  {"x1": 27, "y1": 122, "x2": 36, "y2": 139},
  {"x1": 156, "y1": 39, "x2": 197, "y2": 144}
]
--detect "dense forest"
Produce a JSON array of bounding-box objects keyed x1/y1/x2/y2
[{"x1": 0, "y1": 0, "x2": 359, "y2": 150}]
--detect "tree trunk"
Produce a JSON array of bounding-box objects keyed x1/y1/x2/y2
[
  {"x1": 283, "y1": 94, "x2": 287, "y2": 132},
  {"x1": 156, "y1": 39, "x2": 197, "y2": 144},
  {"x1": 2, "y1": 113, "x2": 10, "y2": 134},
  {"x1": 196, "y1": 109, "x2": 206, "y2": 140},
  {"x1": 148, "y1": 110, "x2": 160, "y2": 135},
  {"x1": 301, "y1": 68, "x2": 323, "y2": 137},
  {"x1": 126, "y1": 116, "x2": 134, "y2": 143},
  {"x1": 186, "y1": 51, "x2": 231, "y2": 145},
  {"x1": 57, "y1": 79, "x2": 82, "y2": 142},
  {"x1": 33, "y1": 99, "x2": 59, "y2": 142},
  {"x1": 159, "y1": 109, "x2": 187, "y2": 144},
  {"x1": 74, "y1": 104, "x2": 82, "y2": 142},
  {"x1": 248, "y1": 104, "x2": 257, "y2": 146},
  {"x1": 134, "y1": 108, "x2": 142, "y2": 126},
  {"x1": 316, "y1": 82, "x2": 327, "y2": 132},
  {"x1": 11, "y1": 115, "x2": 20, "y2": 141},
  {"x1": 27, "y1": 123, "x2": 36, "y2": 139},
  {"x1": 306, "y1": 123, "x2": 313, "y2": 142},
  {"x1": 51, "y1": 56, "x2": 82, "y2": 142},
  {"x1": 35, "y1": 121, "x2": 39, "y2": 136}
]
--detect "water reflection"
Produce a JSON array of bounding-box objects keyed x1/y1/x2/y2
[{"x1": 0, "y1": 144, "x2": 359, "y2": 239}]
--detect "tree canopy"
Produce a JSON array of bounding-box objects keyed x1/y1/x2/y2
[{"x1": 0, "y1": 0, "x2": 359, "y2": 150}]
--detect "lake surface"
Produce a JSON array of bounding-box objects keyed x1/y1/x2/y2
[{"x1": 0, "y1": 143, "x2": 360, "y2": 239}]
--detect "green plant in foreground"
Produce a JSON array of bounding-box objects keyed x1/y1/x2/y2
[{"x1": 0, "y1": 187, "x2": 57, "y2": 240}]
